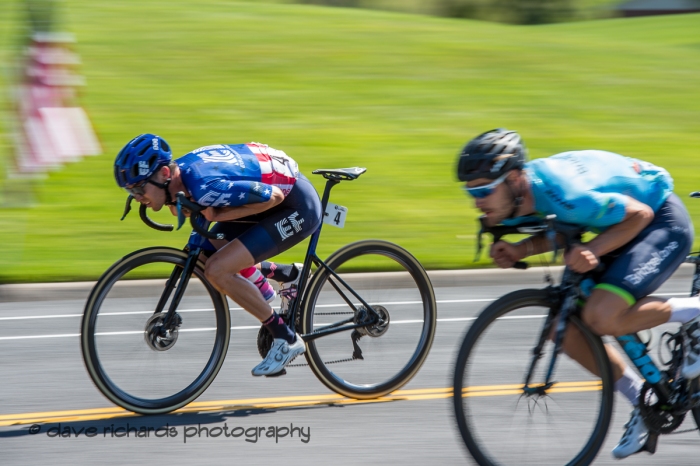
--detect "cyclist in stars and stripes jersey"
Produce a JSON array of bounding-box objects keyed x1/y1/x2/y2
[{"x1": 115, "y1": 134, "x2": 321, "y2": 377}]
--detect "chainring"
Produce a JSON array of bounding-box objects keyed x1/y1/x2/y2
[{"x1": 638, "y1": 382, "x2": 686, "y2": 434}]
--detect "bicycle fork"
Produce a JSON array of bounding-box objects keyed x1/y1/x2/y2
[
  {"x1": 155, "y1": 246, "x2": 202, "y2": 330},
  {"x1": 522, "y1": 289, "x2": 574, "y2": 396}
]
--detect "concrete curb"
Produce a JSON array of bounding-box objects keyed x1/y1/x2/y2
[{"x1": 0, "y1": 264, "x2": 694, "y2": 303}]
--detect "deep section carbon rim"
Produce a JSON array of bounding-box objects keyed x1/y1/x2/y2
[
  {"x1": 303, "y1": 240, "x2": 436, "y2": 399},
  {"x1": 81, "y1": 247, "x2": 230, "y2": 414}
]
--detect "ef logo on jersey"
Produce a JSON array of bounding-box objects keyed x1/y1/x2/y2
[{"x1": 276, "y1": 212, "x2": 304, "y2": 241}]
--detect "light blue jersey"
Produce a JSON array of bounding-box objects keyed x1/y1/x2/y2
[{"x1": 521, "y1": 150, "x2": 673, "y2": 231}]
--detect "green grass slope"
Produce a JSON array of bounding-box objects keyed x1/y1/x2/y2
[{"x1": 0, "y1": 1, "x2": 698, "y2": 282}]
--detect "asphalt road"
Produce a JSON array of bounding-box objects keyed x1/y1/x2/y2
[{"x1": 1, "y1": 266, "x2": 699, "y2": 465}]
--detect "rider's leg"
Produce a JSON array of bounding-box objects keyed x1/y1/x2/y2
[
  {"x1": 240, "y1": 266, "x2": 276, "y2": 302},
  {"x1": 557, "y1": 289, "x2": 666, "y2": 382},
  {"x1": 204, "y1": 239, "x2": 278, "y2": 321},
  {"x1": 557, "y1": 322, "x2": 627, "y2": 380},
  {"x1": 582, "y1": 289, "x2": 671, "y2": 337},
  {"x1": 197, "y1": 243, "x2": 281, "y2": 301}
]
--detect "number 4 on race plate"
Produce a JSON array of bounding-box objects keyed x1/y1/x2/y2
[{"x1": 323, "y1": 202, "x2": 348, "y2": 228}]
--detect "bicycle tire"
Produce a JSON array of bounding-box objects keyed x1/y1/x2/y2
[
  {"x1": 691, "y1": 378, "x2": 700, "y2": 435},
  {"x1": 302, "y1": 240, "x2": 436, "y2": 399},
  {"x1": 81, "y1": 247, "x2": 230, "y2": 415},
  {"x1": 453, "y1": 288, "x2": 614, "y2": 466}
]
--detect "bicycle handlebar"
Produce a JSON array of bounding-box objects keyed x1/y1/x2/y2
[
  {"x1": 476, "y1": 215, "x2": 585, "y2": 270},
  {"x1": 119, "y1": 193, "x2": 223, "y2": 240},
  {"x1": 139, "y1": 204, "x2": 175, "y2": 232}
]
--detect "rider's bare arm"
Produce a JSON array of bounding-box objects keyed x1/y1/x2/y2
[
  {"x1": 583, "y1": 196, "x2": 654, "y2": 258},
  {"x1": 201, "y1": 186, "x2": 285, "y2": 222},
  {"x1": 509, "y1": 196, "x2": 654, "y2": 263}
]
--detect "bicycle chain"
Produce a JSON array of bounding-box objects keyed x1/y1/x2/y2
[
  {"x1": 288, "y1": 357, "x2": 356, "y2": 368},
  {"x1": 667, "y1": 427, "x2": 698, "y2": 434}
]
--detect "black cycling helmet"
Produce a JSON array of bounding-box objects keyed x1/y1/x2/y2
[{"x1": 456, "y1": 128, "x2": 526, "y2": 182}]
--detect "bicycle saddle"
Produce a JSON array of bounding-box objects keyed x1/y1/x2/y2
[{"x1": 312, "y1": 167, "x2": 366, "y2": 181}]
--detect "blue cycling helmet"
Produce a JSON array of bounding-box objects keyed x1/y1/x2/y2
[{"x1": 114, "y1": 134, "x2": 172, "y2": 188}]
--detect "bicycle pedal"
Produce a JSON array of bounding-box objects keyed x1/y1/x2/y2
[{"x1": 265, "y1": 369, "x2": 287, "y2": 378}]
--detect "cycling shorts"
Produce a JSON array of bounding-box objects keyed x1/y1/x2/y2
[
  {"x1": 188, "y1": 173, "x2": 322, "y2": 263},
  {"x1": 592, "y1": 193, "x2": 693, "y2": 305}
]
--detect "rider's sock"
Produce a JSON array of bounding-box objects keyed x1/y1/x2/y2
[
  {"x1": 615, "y1": 366, "x2": 644, "y2": 406},
  {"x1": 262, "y1": 312, "x2": 296, "y2": 344},
  {"x1": 260, "y1": 261, "x2": 299, "y2": 283},
  {"x1": 667, "y1": 297, "x2": 700, "y2": 324},
  {"x1": 240, "y1": 267, "x2": 275, "y2": 302}
]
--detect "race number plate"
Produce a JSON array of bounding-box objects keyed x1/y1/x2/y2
[{"x1": 323, "y1": 202, "x2": 348, "y2": 228}]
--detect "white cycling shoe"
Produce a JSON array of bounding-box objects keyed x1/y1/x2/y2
[
  {"x1": 612, "y1": 407, "x2": 652, "y2": 459},
  {"x1": 251, "y1": 333, "x2": 305, "y2": 377},
  {"x1": 681, "y1": 317, "x2": 700, "y2": 380}
]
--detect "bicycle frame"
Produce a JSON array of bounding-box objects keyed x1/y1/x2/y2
[
  {"x1": 524, "y1": 254, "x2": 700, "y2": 405},
  {"x1": 144, "y1": 174, "x2": 384, "y2": 344},
  {"x1": 285, "y1": 177, "x2": 385, "y2": 342}
]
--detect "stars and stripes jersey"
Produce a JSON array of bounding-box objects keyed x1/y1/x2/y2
[
  {"x1": 175, "y1": 143, "x2": 300, "y2": 208},
  {"x1": 516, "y1": 150, "x2": 673, "y2": 231}
]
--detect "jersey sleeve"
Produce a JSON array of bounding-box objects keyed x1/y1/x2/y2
[
  {"x1": 192, "y1": 179, "x2": 273, "y2": 207},
  {"x1": 557, "y1": 191, "x2": 628, "y2": 229}
]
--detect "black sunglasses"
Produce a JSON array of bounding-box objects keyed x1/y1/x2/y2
[{"x1": 125, "y1": 179, "x2": 149, "y2": 196}]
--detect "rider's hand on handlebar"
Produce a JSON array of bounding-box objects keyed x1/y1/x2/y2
[
  {"x1": 169, "y1": 204, "x2": 192, "y2": 218},
  {"x1": 490, "y1": 240, "x2": 524, "y2": 269},
  {"x1": 564, "y1": 244, "x2": 599, "y2": 273}
]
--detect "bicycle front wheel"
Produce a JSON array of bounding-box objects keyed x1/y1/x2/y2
[
  {"x1": 81, "y1": 247, "x2": 230, "y2": 415},
  {"x1": 453, "y1": 289, "x2": 614, "y2": 466},
  {"x1": 302, "y1": 240, "x2": 436, "y2": 399}
]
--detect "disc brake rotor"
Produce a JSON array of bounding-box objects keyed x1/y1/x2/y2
[
  {"x1": 356, "y1": 305, "x2": 390, "y2": 337},
  {"x1": 144, "y1": 313, "x2": 181, "y2": 351}
]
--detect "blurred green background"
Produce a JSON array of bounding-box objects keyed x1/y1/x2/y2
[{"x1": 0, "y1": 1, "x2": 698, "y2": 282}]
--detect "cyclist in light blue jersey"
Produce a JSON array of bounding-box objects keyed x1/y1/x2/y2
[{"x1": 457, "y1": 128, "x2": 700, "y2": 459}]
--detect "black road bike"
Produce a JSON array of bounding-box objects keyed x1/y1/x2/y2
[
  {"x1": 453, "y1": 209, "x2": 700, "y2": 466},
  {"x1": 82, "y1": 168, "x2": 436, "y2": 414}
]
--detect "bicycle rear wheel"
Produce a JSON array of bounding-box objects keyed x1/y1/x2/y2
[
  {"x1": 453, "y1": 289, "x2": 614, "y2": 466},
  {"x1": 302, "y1": 240, "x2": 436, "y2": 399},
  {"x1": 81, "y1": 247, "x2": 230, "y2": 415}
]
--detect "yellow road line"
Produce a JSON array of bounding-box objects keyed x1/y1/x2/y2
[{"x1": 0, "y1": 382, "x2": 602, "y2": 427}]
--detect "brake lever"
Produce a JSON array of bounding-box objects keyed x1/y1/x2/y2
[
  {"x1": 176, "y1": 198, "x2": 187, "y2": 231},
  {"x1": 120, "y1": 195, "x2": 134, "y2": 221}
]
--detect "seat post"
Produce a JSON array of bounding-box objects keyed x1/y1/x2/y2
[{"x1": 320, "y1": 178, "x2": 340, "y2": 212}]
